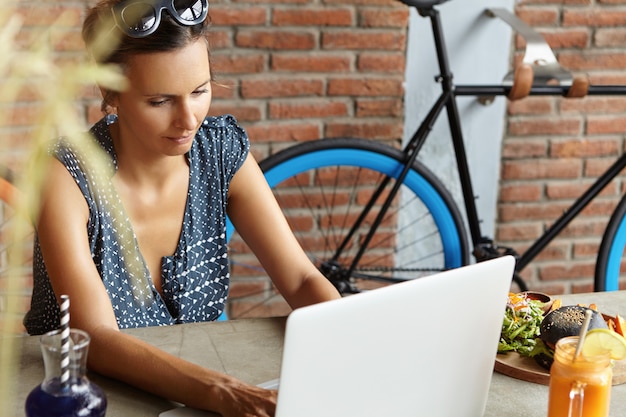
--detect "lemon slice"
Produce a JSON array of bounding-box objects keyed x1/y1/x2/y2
[{"x1": 582, "y1": 329, "x2": 626, "y2": 360}]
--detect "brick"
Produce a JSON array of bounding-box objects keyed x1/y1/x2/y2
[
  {"x1": 244, "y1": 122, "x2": 322, "y2": 144},
  {"x1": 571, "y1": 281, "x2": 596, "y2": 293},
  {"x1": 359, "y1": 8, "x2": 409, "y2": 28},
  {"x1": 550, "y1": 138, "x2": 620, "y2": 158},
  {"x1": 508, "y1": 117, "x2": 582, "y2": 135},
  {"x1": 546, "y1": 181, "x2": 617, "y2": 199},
  {"x1": 584, "y1": 157, "x2": 626, "y2": 178},
  {"x1": 563, "y1": 9, "x2": 626, "y2": 26},
  {"x1": 589, "y1": 73, "x2": 626, "y2": 84},
  {"x1": 211, "y1": 81, "x2": 238, "y2": 99},
  {"x1": 324, "y1": 121, "x2": 403, "y2": 140},
  {"x1": 558, "y1": 52, "x2": 626, "y2": 71},
  {"x1": 268, "y1": 100, "x2": 349, "y2": 119},
  {"x1": 587, "y1": 115, "x2": 626, "y2": 134},
  {"x1": 559, "y1": 219, "x2": 606, "y2": 240},
  {"x1": 515, "y1": 7, "x2": 559, "y2": 26},
  {"x1": 327, "y1": 77, "x2": 404, "y2": 97},
  {"x1": 241, "y1": 79, "x2": 324, "y2": 98},
  {"x1": 560, "y1": 96, "x2": 626, "y2": 114},
  {"x1": 271, "y1": 53, "x2": 352, "y2": 72},
  {"x1": 501, "y1": 139, "x2": 548, "y2": 158},
  {"x1": 499, "y1": 184, "x2": 543, "y2": 202},
  {"x1": 322, "y1": 30, "x2": 405, "y2": 51},
  {"x1": 574, "y1": 240, "x2": 601, "y2": 258},
  {"x1": 212, "y1": 54, "x2": 266, "y2": 74},
  {"x1": 323, "y1": 0, "x2": 401, "y2": 6},
  {"x1": 208, "y1": 104, "x2": 262, "y2": 122},
  {"x1": 535, "y1": 282, "x2": 568, "y2": 296},
  {"x1": 595, "y1": 28, "x2": 626, "y2": 47},
  {"x1": 498, "y1": 201, "x2": 572, "y2": 221},
  {"x1": 209, "y1": 7, "x2": 267, "y2": 26},
  {"x1": 355, "y1": 98, "x2": 403, "y2": 117},
  {"x1": 525, "y1": 29, "x2": 589, "y2": 49},
  {"x1": 516, "y1": 0, "x2": 590, "y2": 6},
  {"x1": 272, "y1": 8, "x2": 354, "y2": 26},
  {"x1": 357, "y1": 52, "x2": 406, "y2": 73},
  {"x1": 208, "y1": 30, "x2": 232, "y2": 49},
  {"x1": 531, "y1": 243, "x2": 570, "y2": 263},
  {"x1": 16, "y1": 4, "x2": 83, "y2": 28},
  {"x1": 539, "y1": 262, "x2": 595, "y2": 281},
  {"x1": 236, "y1": 30, "x2": 316, "y2": 50},
  {"x1": 496, "y1": 222, "x2": 543, "y2": 242},
  {"x1": 501, "y1": 159, "x2": 582, "y2": 180},
  {"x1": 507, "y1": 96, "x2": 555, "y2": 115},
  {"x1": 579, "y1": 198, "x2": 620, "y2": 218}
]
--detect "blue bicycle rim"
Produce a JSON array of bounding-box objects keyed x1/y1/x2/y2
[
  {"x1": 228, "y1": 148, "x2": 465, "y2": 270},
  {"x1": 603, "y1": 218, "x2": 625, "y2": 291}
]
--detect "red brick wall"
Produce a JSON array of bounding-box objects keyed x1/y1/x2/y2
[
  {"x1": 205, "y1": 0, "x2": 408, "y2": 160},
  {"x1": 502, "y1": 0, "x2": 626, "y2": 293},
  {"x1": 0, "y1": 0, "x2": 408, "y2": 327},
  {"x1": 2, "y1": 0, "x2": 626, "y2": 328}
]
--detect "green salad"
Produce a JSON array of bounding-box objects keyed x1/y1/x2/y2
[{"x1": 498, "y1": 293, "x2": 546, "y2": 356}]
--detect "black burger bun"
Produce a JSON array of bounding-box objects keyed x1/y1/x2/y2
[{"x1": 540, "y1": 305, "x2": 608, "y2": 348}]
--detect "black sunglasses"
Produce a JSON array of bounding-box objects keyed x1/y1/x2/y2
[{"x1": 112, "y1": 0, "x2": 208, "y2": 38}]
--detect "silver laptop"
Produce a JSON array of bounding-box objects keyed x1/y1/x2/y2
[{"x1": 162, "y1": 255, "x2": 515, "y2": 417}]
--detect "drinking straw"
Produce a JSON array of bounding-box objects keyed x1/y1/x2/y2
[
  {"x1": 59, "y1": 294, "x2": 70, "y2": 391},
  {"x1": 574, "y1": 309, "x2": 593, "y2": 360}
]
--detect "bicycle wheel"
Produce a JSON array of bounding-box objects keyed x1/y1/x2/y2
[
  {"x1": 595, "y1": 194, "x2": 626, "y2": 291},
  {"x1": 226, "y1": 138, "x2": 469, "y2": 318}
]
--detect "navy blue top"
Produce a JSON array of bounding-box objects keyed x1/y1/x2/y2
[{"x1": 24, "y1": 114, "x2": 249, "y2": 335}]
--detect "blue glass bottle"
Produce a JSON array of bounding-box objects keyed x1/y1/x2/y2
[{"x1": 25, "y1": 328, "x2": 107, "y2": 417}]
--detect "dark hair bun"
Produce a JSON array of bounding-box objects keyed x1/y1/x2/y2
[{"x1": 540, "y1": 305, "x2": 608, "y2": 348}]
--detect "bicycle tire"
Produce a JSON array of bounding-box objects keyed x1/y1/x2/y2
[
  {"x1": 226, "y1": 138, "x2": 470, "y2": 318},
  {"x1": 595, "y1": 194, "x2": 626, "y2": 291}
]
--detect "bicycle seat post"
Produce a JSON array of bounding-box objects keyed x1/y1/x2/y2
[{"x1": 417, "y1": 6, "x2": 454, "y2": 93}]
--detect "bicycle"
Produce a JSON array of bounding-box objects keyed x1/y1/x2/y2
[{"x1": 225, "y1": 0, "x2": 626, "y2": 318}]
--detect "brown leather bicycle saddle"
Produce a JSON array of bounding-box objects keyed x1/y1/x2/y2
[{"x1": 396, "y1": 0, "x2": 450, "y2": 9}]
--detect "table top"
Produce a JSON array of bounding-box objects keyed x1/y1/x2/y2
[{"x1": 9, "y1": 290, "x2": 626, "y2": 417}]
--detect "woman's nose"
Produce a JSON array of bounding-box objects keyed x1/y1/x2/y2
[{"x1": 175, "y1": 100, "x2": 197, "y2": 130}]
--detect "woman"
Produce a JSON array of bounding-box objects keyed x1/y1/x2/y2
[{"x1": 23, "y1": 0, "x2": 340, "y2": 415}]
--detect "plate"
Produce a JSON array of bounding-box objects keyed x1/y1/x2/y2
[{"x1": 495, "y1": 352, "x2": 626, "y2": 386}]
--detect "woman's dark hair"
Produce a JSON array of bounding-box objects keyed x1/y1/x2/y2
[{"x1": 82, "y1": 0, "x2": 212, "y2": 111}]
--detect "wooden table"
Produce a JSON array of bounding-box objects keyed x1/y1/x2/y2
[{"x1": 8, "y1": 291, "x2": 626, "y2": 416}]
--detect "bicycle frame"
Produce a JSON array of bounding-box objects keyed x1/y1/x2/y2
[{"x1": 338, "y1": 4, "x2": 626, "y2": 291}]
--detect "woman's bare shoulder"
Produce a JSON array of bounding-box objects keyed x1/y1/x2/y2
[{"x1": 37, "y1": 157, "x2": 89, "y2": 222}]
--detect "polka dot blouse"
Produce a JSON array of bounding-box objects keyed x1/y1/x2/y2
[{"x1": 24, "y1": 114, "x2": 249, "y2": 335}]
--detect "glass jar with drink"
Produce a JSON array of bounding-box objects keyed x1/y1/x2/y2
[{"x1": 547, "y1": 336, "x2": 612, "y2": 417}]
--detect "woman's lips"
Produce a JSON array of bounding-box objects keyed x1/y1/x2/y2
[{"x1": 167, "y1": 134, "x2": 193, "y2": 144}]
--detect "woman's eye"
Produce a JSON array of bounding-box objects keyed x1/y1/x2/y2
[
  {"x1": 192, "y1": 89, "x2": 209, "y2": 97},
  {"x1": 149, "y1": 99, "x2": 169, "y2": 107}
]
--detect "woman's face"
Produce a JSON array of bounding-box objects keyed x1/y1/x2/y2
[{"x1": 112, "y1": 38, "x2": 212, "y2": 158}]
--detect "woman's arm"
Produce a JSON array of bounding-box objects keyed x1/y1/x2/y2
[
  {"x1": 227, "y1": 154, "x2": 341, "y2": 310},
  {"x1": 36, "y1": 158, "x2": 277, "y2": 417}
]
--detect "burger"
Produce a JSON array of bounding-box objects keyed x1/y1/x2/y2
[{"x1": 533, "y1": 305, "x2": 608, "y2": 370}]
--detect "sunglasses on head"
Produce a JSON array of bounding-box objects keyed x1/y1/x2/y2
[{"x1": 112, "y1": 0, "x2": 208, "y2": 38}]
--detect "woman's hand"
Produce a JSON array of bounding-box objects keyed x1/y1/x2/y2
[{"x1": 214, "y1": 380, "x2": 277, "y2": 417}]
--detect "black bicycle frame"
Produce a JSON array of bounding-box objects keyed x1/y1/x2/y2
[{"x1": 335, "y1": 4, "x2": 626, "y2": 290}]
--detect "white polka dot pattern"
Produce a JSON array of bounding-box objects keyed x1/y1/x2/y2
[{"x1": 24, "y1": 114, "x2": 249, "y2": 334}]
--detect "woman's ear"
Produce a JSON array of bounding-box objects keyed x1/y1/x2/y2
[{"x1": 99, "y1": 87, "x2": 118, "y2": 113}]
